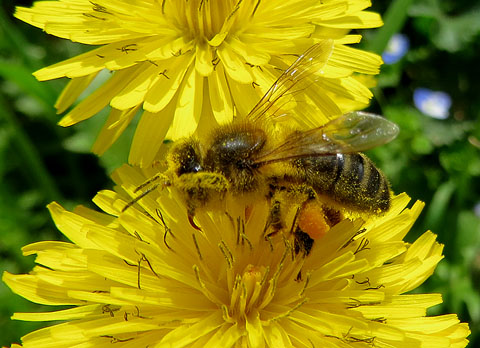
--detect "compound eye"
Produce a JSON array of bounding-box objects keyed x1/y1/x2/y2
[
  {"x1": 173, "y1": 141, "x2": 204, "y2": 176},
  {"x1": 182, "y1": 161, "x2": 202, "y2": 174}
]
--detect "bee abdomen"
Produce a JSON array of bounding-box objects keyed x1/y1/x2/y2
[
  {"x1": 292, "y1": 153, "x2": 390, "y2": 213},
  {"x1": 336, "y1": 154, "x2": 390, "y2": 212}
]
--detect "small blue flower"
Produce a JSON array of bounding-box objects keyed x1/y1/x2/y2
[
  {"x1": 382, "y1": 34, "x2": 410, "y2": 64},
  {"x1": 413, "y1": 88, "x2": 452, "y2": 119}
]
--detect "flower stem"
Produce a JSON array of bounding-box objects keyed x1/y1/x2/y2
[{"x1": 367, "y1": 0, "x2": 415, "y2": 54}]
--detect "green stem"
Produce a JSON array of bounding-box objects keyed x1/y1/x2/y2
[{"x1": 367, "y1": 0, "x2": 415, "y2": 54}]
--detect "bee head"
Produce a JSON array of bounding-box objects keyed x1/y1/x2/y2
[{"x1": 169, "y1": 139, "x2": 204, "y2": 176}]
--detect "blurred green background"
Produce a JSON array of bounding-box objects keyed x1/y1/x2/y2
[{"x1": 1, "y1": 0, "x2": 479, "y2": 346}]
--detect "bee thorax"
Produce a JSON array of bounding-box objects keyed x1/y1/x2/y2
[{"x1": 203, "y1": 124, "x2": 267, "y2": 193}]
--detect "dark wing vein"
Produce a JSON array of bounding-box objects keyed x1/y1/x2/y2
[
  {"x1": 247, "y1": 40, "x2": 334, "y2": 123},
  {"x1": 254, "y1": 112, "x2": 399, "y2": 166}
]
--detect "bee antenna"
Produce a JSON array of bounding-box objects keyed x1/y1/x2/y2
[{"x1": 122, "y1": 183, "x2": 160, "y2": 212}]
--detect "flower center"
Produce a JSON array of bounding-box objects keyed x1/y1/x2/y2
[
  {"x1": 222, "y1": 238, "x2": 310, "y2": 324},
  {"x1": 228, "y1": 264, "x2": 268, "y2": 320},
  {"x1": 168, "y1": 0, "x2": 258, "y2": 42},
  {"x1": 186, "y1": 197, "x2": 326, "y2": 325}
]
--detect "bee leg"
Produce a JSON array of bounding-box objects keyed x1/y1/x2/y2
[
  {"x1": 284, "y1": 185, "x2": 331, "y2": 256},
  {"x1": 263, "y1": 199, "x2": 283, "y2": 240},
  {"x1": 122, "y1": 174, "x2": 171, "y2": 212},
  {"x1": 134, "y1": 173, "x2": 169, "y2": 193},
  {"x1": 291, "y1": 207, "x2": 313, "y2": 281},
  {"x1": 290, "y1": 203, "x2": 315, "y2": 281},
  {"x1": 177, "y1": 172, "x2": 229, "y2": 208},
  {"x1": 289, "y1": 184, "x2": 344, "y2": 230},
  {"x1": 321, "y1": 205, "x2": 343, "y2": 227},
  {"x1": 293, "y1": 227, "x2": 315, "y2": 256},
  {"x1": 122, "y1": 183, "x2": 161, "y2": 212},
  {"x1": 263, "y1": 182, "x2": 303, "y2": 243}
]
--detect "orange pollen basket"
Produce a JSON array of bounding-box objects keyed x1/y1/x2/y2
[{"x1": 298, "y1": 201, "x2": 330, "y2": 240}]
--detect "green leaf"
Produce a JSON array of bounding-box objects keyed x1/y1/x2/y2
[
  {"x1": 423, "y1": 181, "x2": 456, "y2": 231},
  {"x1": 434, "y1": 9, "x2": 480, "y2": 52},
  {"x1": 410, "y1": 1, "x2": 480, "y2": 52},
  {"x1": 0, "y1": 61, "x2": 56, "y2": 111},
  {"x1": 411, "y1": 135, "x2": 434, "y2": 154},
  {"x1": 455, "y1": 211, "x2": 480, "y2": 265},
  {"x1": 439, "y1": 144, "x2": 480, "y2": 176},
  {"x1": 422, "y1": 119, "x2": 474, "y2": 147}
]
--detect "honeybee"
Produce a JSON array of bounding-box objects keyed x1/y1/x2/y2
[{"x1": 124, "y1": 41, "x2": 399, "y2": 254}]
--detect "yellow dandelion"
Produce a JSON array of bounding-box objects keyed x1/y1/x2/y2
[
  {"x1": 3, "y1": 165, "x2": 469, "y2": 347},
  {"x1": 15, "y1": 0, "x2": 383, "y2": 166}
]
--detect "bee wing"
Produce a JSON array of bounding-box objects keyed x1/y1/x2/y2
[
  {"x1": 254, "y1": 112, "x2": 399, "y2": 166},
  {"x1": 247, "y1": 40, "x2": 335, "y2": 124}
]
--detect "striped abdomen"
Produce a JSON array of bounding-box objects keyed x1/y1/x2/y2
[{"x1": 291, "y1": 153, "x2": 390, "y2": 213}]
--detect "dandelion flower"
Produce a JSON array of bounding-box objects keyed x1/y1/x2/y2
[
  {"x1": 15, "y1": 0, "x2": 383, "y2": 166},
  {"x1": 3, "y1": 165, "x2": 469, "y2": 347}
]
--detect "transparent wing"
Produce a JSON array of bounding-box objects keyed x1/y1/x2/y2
[
  {"x1": 247, "y1": 40, "x2": 335, "y2": 124},
  {"x1": 254, "y1": 112, "x2": 399, "y2": 166}
]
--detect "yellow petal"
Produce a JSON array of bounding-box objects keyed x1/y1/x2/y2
[
  {"x1": 207, "y1": 64, "x2": 234, "y2": 124},
  {"x1": 91, "y1": 106, "x2": 139, "y2": 156},
  {"x1": 2, "y1": 272, "x2": 83, "y2": 306},
  {"x1": 229, "y1": 37, "x2": 271, "y2": 66},
  {"x1": 143, "y1": 53, "x2": 194, "y2": 113},
  {"x1": 110, "y1": 63, "x2": 163, "y2": 110},
  {"x1": 58, "y1": 67, "x2": 141, "y2": 127},
  {"x1": 157, "y1": 312, "x2": 224, "y2": 348},
  {"x1": 217, "y1": 43, "x2": 254, "y2": 84},
  {"x1": 47, "y1": 202, "x2": 101, "y2": 249},
  {"x1": 195, "y1": 44, "x2": 214, "y2": 76},
  {"x1": 129, "y1": 108, "x2": 174, "y2": 166},
  {"x1": 55, "y1": 73, "x2": 98, "y2": 113},
  {"x1": 246, "y1": 312, "x2": 265, "y2": 348},
  {"x1": 169, "y1": 67, "x2": 204, "y2": 139},
  {"x1": 12, "y1": 304, "x2": 102, "y2": 321}
]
